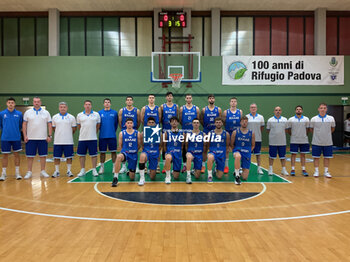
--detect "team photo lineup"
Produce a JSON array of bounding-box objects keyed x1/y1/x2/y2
[{"x1": 0, "y1": 92, "x2": 335, "y2": 186}]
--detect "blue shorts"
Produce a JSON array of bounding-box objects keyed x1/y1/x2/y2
[
  {"x1": 121, "y1": 151, "x2": 138, "y2": 171},
  {"x1": 312, "y1": 145, "x2": 333, "y2": 158},
  {"x1": 53, "y1": 145, "x2": 74, "y2": 159},
  {"x1": 1, "y1": 140, "x2": 22, "y2": 154},
  {"x1": 208, "y1": 151, "x2": 226, "y2": 172},
  {"x1": 26, "y1": 140, "x2": 48, "y2": 157},
  {"x1": 269, "y1": 145, "x2": 286, "y2": 159},
  {"x1": 233, "y1": 150, "x2": 251, "y2": 169},
  {"x1": 290, "y1": 143, "x2": 310, "y2": 154},
  {"x1": 188, "y1": 151, "x2": 203, "y2": 170},
  {"x1": 142, "y1": 150, "x2": 159, "y2": 170},
  {"x1": 77, "y1": 140, "x2": 98, "y2": 156},
  {"x1": 166, "y1": 150, "x2": 182, "y2": 172},
  {"x1": 99, "y1": 138, "x2": 117, "y2": 152},
  {"x1": 252, "y1": 142, "x2": 261, "y2": 155}
]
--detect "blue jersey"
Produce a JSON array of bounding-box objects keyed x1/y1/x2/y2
[
  {"x1": 144, "y1": 132, "x2": 160, "y2": 156},
  {"x1": 182, "y1": 105, "x2": 197, "y2": 132},
  {"x1": 166, "y1": 130, "x2": 183, "y2": 154},
  {"x1": 122, "y1": 130, "x2": 138, "y2": 154},
  {"x1": 0, "y1": 109, "x2": 23, "y2": 141},
  {"x1": 144, "y1": 105, "x2": 160, "y2": 126},
  {"x1": 203, "y1": 106, "x2": 220, "y2": 132},
  {"x1": 162, "y1": 103, "x2": 177, "y2": 130},
  {"x1": 234, "y1": 128, "x2": 253, "y2": 154},
  {"x1": 98, "y1": 109, "x2": 118, "y2": 138},
  {"x1": 209, "y1": 130, "x2": 227, "y2": 154},
  {"x1": 187, "y1": 131, "x2": 204, "y2": 154},
  {"x1": 225, "y1": 109, "x2": 241, "y2": 133},
  {"x1": 121, "y1": 107, "x2": 138, "y2": 130}
]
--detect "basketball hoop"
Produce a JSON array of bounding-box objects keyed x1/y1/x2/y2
[{"x1": 169, "y1": 73, "x2": 183, "y2": 88}]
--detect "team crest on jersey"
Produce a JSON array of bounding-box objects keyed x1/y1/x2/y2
[{"x1": 144, "y1": 125, "x2": 161, "y2": 143}]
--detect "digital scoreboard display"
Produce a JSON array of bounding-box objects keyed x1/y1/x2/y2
[{"x1": 158, "y1": 11, "x2": 186, "y2": 28}]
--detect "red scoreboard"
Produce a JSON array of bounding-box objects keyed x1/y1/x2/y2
[{"x1": 158, "y1": 11, "x2": 187, "y2": 28}]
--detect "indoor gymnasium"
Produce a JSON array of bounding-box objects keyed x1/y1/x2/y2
[{"x1": 0, "y1": 0, "x2": 350, "y2": 261}]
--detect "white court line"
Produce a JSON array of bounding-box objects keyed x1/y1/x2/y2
[
  {"x1": 93, "y1": 182, "x2": 267, "y2": 206},
  {"x1": 0, "y1": 205, "x2": 349, "y2": 223}
]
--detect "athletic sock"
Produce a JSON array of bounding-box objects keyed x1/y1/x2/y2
[
  {"x1": 114, "y1": 173, "x2": 119, "y2": 178},
  {"x1": 101, "y1": 163, "x2": 104, "y2": 168},
  {"x1": 186, "y1": 170, "x2": 191, "y2": 177},
  {"x1": 166, "y1": 170, "x2": 171, "y2": 177},
  {"x1": 55, "y1": 165, "x2": 59, "y2": 172},
  {"x1": 15, "y1": 166, "x2": 20, "y2": 174},
  {"x1": 208, "y1": 170, "x2": 213, "y2": 178},
  {"x1": 291, "y1": 166, "x2": 295, "y2": 170},
  {"x1": 202, "y1": 162, "x2": 205, "y2": 167},
  {"x1": 324, "y1": 167, "x2": 329, "y2": 173},
  {"x1": 225, "y1": 159, "x2": 229, "y2": 167},
  {"x1": 2, "y1": 167, "x2": 6, "y2": 174},
  {"x1": 67, "y1": 164, "x2": 72, "y2": 172},
  {"x1": 140, "y1": 169, "x2": 145, "y2": 180},
  {"x1": 282, "y1": 167, "x2": 287, "y2": 172},
  {"x1": 301, "y1": 166, "x2": 305, "y2": 171},
  {"x1": 235, "y1": 169, "x2": 240, "y2": 177},
  {"x1": 315, "y1": 167, "x2": 319, "y2": 172}
]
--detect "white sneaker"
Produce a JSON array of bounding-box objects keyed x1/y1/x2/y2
[
  {"x1": 52, "y1": 171, "x2": 60, "y2": 178},
  {"x1": 40, "y1": 171, "x2": 50, "y2": 178},
  {"x1": 313, "y1": 171, "x2": 319, "y2": 177},
  {"x1": 77, "y1": 169, "x2": 85, "y2": 177},
  {"x1": 66, "y1": 171, "x2": 74, "y2": 177},
  {"x1": 268, "y1": 169, "x2": 273, "y2": 176},
  {"x1": 119, "y1": 165, "x2": 127, "y2": 174},
  {"x1": 281, "y1": 169, "x2": 289, "y2": 176},
  {"x1": 165, "y1": 175, "x2": 171, "y2": 184},
  {"x1": 92, "y1": 169, "x2": 99, "y2": 177},
  {"x1": 98, "y1": 166, "x2": 104, "y2": 174},
  {"x1": 138, "y1": 178, "x2": 145, "y2": 186},
  {"x1": 15, "y1": 173, "x2": 22, "y2": 180},
  {"x1": 257, "y1": 167, "x2": 264, "y2": 175},
  {"x1": 186, "y1": 175, "x2": 192, "y2": 184},
  {"x1": 324, "y1": 172, "x2": 332, "y2": 178},
  {"x1": 239, "y1": 168, "x2": 243, "y2": 174},
  {"x1": 135, "y1": 167, "x2": 140, "y2": 174},
  {"x1": 0, "y1": 173, "x2": 6, "y2": 181},
  {"x1": 24, "y1": 172, "x2": 32, "y2": 179}
]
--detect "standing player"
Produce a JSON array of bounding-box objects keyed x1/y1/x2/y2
[
  {"x1": 22, "y1": 97, "x2": 52, "y2": 179},
  {"x1": 112, "y1": 118, "x2": 141, "y2": 187},
  {"x1": 344, "y1": 113, "x2": 350, "y2": 147},
  {"x1": 185, "y1": 118, "x2": 206, "y2": 183},
  {"x1": 310, "y1": 103, "x2": 335, "y2": 178},
  {"x1": 76, "y1": 100, "x2": 101, "y2": 177},
  {"x1": 246, "y1": 103, "x2": 265, "y2": 174},
  {"x1": 266, "y1": 106, "x2": 289, "y2": 176},
  {"x1": 287, "y1": 105, "x2": 310, "y2": 176},
  {"x1": 118, "y1": 95, "x2": 140, "y2": 174},
  {"x1": 207, "y1": 118, "x2": 230, "y2": 183},
  {"x1": 180, "y1": 94, "x2": 200, "y2": 173},
  {"x1": 141, "y1": 94, "x2": 161, "y2": 127},
  {"x1": 51, "y1": 102, "x2": 77, "y2": 178},
  {"x1": 200, "y1": 94, "x2": 222, "y2": 173},
  {"x1": 0, "y1": 98, "x2": 23, "y2": 180},
  {"x1": 231, "y1": 116, "x2": 255, "y2": 185},
  {"x1": 223, "y1": 97, "x2": 243, "y2": 173},
  {"x1": 98, "y1": 98, "x2": 118, "y2": 175},
  {"x1": 163, "y1": 117, "x2": 183, "y2": 184},
  {"x1": 138, "y1": 117, "x2": 161, "y2": 186}
]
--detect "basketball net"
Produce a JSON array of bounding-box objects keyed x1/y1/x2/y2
[{"x1": 169, "y1": 73, "x2": 183, "y2": 89}]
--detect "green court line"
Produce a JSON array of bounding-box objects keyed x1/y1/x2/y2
[{"x1": 69, "y1": 157, "x2": 290, "y2": 184}]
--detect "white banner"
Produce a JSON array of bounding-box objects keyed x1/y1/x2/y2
[{"x1": 222, "y1": 56, "x2": 344, "y2": 85}]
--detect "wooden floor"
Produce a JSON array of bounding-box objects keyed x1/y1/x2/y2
[{"x1": 0, "y1": 152, "x2": 350, "y2": 261}]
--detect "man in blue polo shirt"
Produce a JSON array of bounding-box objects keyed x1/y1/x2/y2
[
  {"x1": 98, "y1": 98, "x2": 118, "y2": 175},
  {"x1": 0, "y1": 98, "x2": 23, "y2": 181}
]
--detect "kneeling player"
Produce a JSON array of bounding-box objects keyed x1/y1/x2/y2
[
  {"x1": 185, "y1": 118, "x2": 206, "y2": 183},
  {"x1": 207, "y1": 118, "x2": 230, "y2": 183},
  {"x1": 231, "y1": 116, "x2": 255, "y2": 185},
  {"x1": 138, "y1": 117, "x2": 161, "y2": 186},
  {"x1": 112, "y1": 118, "x2": 141, "y2": 187},
  {"x1": 163, "y1": 116, "x2": 183, "y2": 184}
]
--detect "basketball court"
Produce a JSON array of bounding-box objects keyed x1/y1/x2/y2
[{"x1": 0, "y1": 1, "x2": 350, "y2": 261}]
